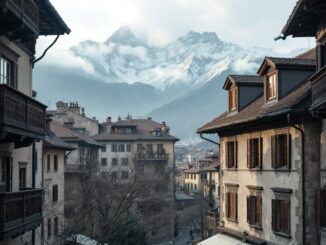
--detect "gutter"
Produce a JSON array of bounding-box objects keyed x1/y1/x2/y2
[
  {"x1": 287, "y1": 113, "x2": 305, "y2": 244},
  {"x1": 199, "y1": 133, "x2": 220, "y2": 146}
]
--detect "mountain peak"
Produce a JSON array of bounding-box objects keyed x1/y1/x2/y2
[
  {"x1": 106, "y1": 26, "x2": 144, "y2": 47},
  {"x1": 179, "y1": 31, "x2": 221, "y2": 45}
]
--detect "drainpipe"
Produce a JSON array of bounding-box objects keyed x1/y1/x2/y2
[
  {"x1": 199, "y1": 134, "x2": 220, "y2": 146},
  {"x1": 287, "y1": 114, "x2": 305, "y2": 244}
]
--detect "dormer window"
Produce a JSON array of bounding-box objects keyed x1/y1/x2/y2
[
  {"x1": 266, "y1": 72, "x2": 277, "y2": 101},
  {"x1": 229, "y1": 88, "x2": 237, "y2": 112}
]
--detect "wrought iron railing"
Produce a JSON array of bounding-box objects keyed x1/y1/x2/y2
[{"x1": 135, "y1": 152, "x2": 169, "y2": 161}]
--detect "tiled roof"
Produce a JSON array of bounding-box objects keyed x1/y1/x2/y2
[
  {"x1": 94, "y1": 119, "x2": 179, "y2": 142},
  {"x1": 266, "y1": 57, "x2": 316, "y2": 67},
  {"x1": 43, "y1": 134, "x2": 76, "y2": 150},
  {"x1": 295, "y1": 48, "x2": 316, "y2": 60},
  {"x1": 229, "y1": 75, "x2": 264, "y2": 85},
  {"x1": 198, "y1": 80, "x2": 311, "y2": 134},
  {"x1": 184, "y1": 163, "x2": 219, "y2": 174},
  {"x1": 50, "y1": 121, "x2": 102, "y2": 147}
]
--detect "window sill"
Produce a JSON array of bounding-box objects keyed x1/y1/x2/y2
[
  {"x1": 273, "y1": 231, "x2": 291, "y2": 239},
  {"x1": 226, "y1": 218, "x2": 238, "y2": 223},
  {"x1": 249, "y1": 224, "x2": 263, "y2": 230}
]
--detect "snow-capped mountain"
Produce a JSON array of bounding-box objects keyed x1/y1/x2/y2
[{"x1": 34, "y1": 26, "x2": 307, "y2": 143}]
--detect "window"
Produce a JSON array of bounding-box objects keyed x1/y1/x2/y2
[
  {"x1": 271, "y1": 134, "x2": 291, "y2": 169},
  {"x1": 266, "y1": 73, "x2": 277, "y2": 100},
  {"x1": 52, "y1": 185, "x2": 58, "y2": 202},
  {"x1": 229, "y1": 88, "x2": 237, "y2": 112},
  {"x1": 111, "y1": 144, "x2": 117, "y2": 152},
  {"x1": 54, "y1": 217, "x2": 59, "y2": 236},
  {"x1": 194, "y1": 184, "x2": 197, "y2": 191},
  {"x1": 225, "y1": 191, "x2": 238, "y2": 222},
  {"x1": 112, "y1": 158, "x2": 118, "y2": 166},
  {"x1": 157, "y1": 144, "x2": 164, "y2": 155},
  {"x1": 101, "y1": 145, "x2": 106, "y2": 152},
  {"x1": 146, "y1": 144, "x2": 153, "y2": 155},
  {"x1": 121, "y1": 158, "x2": 128, "y2": 166},
  {"x1": 247, "y1": 138, "x2": 263, "y2": 169},
  {"x1": 47, "y1": 154, "x2": 51, "y2": 172},
  {"x1": 121, "y1": 171, "x2": 129, "y2": 179},
  {"x1": 111, "y1": 171, "x2": 118, "y2": 180},
  {"x1": 316, "y1": 188, "x2": 326, "y2": 226},
  {"x1": 126, "y1": 144, "x2": 131, "y2": 152},
  {"x1": 247, "y1": 196, "x2": 262, "y2": 228},
  {"x1": 226, "y1": 141, "x2": 237, "y2": 168},
  {"x1": 272, "y1": 199, "x2": 290, "y2": 235},
  {"x1": 201, "y1": 173, "x2": 207, "y2": 180},
  {"x1": 317, "y1": 43, "x2": 326, "y2": 70},
  {"x1": 19, "y1": 167, "x2": 26, "y2": 190},
  {"x1": 118, "y1": 144, "x2": 125, "y2": 152},
  {"x1": 194, "y1": 174, "x2": 196, "y2": 180},
  {"x1": 101, "y1": 158, "x2": 107, "y2": 166},
  {"x1": 47, "y1": 218, "x2": 51, "y2": 238},
  {"x1": 0, "y1": 56, "x2": 16, "y2": 88},
  {"x1": 53, "y1": 155, "x2": 58, "y2": 172}
]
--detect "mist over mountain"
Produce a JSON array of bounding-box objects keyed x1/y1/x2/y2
[{"x1": 34, "y1": 26, "x2": 306, "y2": 143}]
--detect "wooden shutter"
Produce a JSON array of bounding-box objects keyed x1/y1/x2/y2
[
  {"x1": 259, "y1": 137, "x2": 263, "y2": 169},
  {"x1": 271, "y1": 199, "x2": 276, "y2": 231},
  {"x1": 316, "y1": 189, "x2": 321, "y2": 225},
  {"x1": 247, "y1": 139, "x2": 250, "y2": 168},
  {"x1": 247, "y1": 196, "x2": 250, "y2": 223},
  {"x1": 317, "y1": 44, "x2": 322, "y2": 70},
  {"x1": 235, "y1": 141, "x2": 238, "y2": 168},
  {"x1": 235, "y1": 192, "x2": 238, "y2": 221},
  {"x1": 271, "y1": 136, "x2": 276, "y2": 168},
  {"x1": 225, "y1": 192, "x2": 229, "y2": 218},
  {"x1": 257, "y1": 197, "x2": 262, "y2": 225},
  {"x1": 283, "y1": 200, "x2": 290, "y2": 234},
  {"x1": 225, "y1": 142, "x2": 229, "y2": 168},
  {"x1": 287, "y1": 134, "x2": 292, "y2": 169}
]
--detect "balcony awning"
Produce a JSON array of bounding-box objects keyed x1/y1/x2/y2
[{"x1": 198, "y1": 234, "x2": 250, "y2": 245}]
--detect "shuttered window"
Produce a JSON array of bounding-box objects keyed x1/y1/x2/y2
[
  {"x1": 316, "y1": 189, "x2": 326, "y2": 226},
  {"x1": 225, "y1": 192, "x2": 238, "y2": 222},
  {"x1": 247, "y1": 196, "x2": 262, "y2": 227},
  {"x1": 226, "y1": 141, "x2": 237, "y2": 168},
  {"x1": 271, "y1": 134, "x2": 291, "y2": 169},
  {"x1": 247, "y1": 138, "x2": 263, "y2": 169},
  {"x1": 271, "y1": 199, "x2": 290, "y2": 235}
]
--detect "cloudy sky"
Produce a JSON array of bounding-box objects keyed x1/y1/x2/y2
[{"x1": 37, "y1": 0, "x2": 313, "y2": 55}]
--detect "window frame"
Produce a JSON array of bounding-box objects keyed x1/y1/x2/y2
[
  {"x1": 52, "y1": 184, "x2": 58, "y2": 203},
  {"x1": 228, "y1": 87, "x2": 237, "y2": 112},
  {"x1": 111, "y1": 144, "x2": 117, "y2": 152},
  {"x1": 247, "y1": 137, "x2": 263, "y2": 169},
  {"x1": 101, "y1": 157, "x2": 107, "y2": 166},
  {"x1": 112, "y1": 158, "x2": 118, "y2": 166},
  {"x1": 225, "y1": 191, "x2": 238, "y2": 222},
  {"x1": 247, "y1": 195, "x2": 262, "y2": 229},
  {"x1": 53, "y1": 155, "x2": 58, "y2": 172},
  {"x1": 226, "y1": 140, "x2": 237, "y2": 169},
  {"x1": 0, "y1": 43, "x2": 19, "y2": 89},
  {"x1": 266, "y1": 71, "x2": 277, "y2": 101},
  {"x1": 271, "y1": 133, "x2": 291, "y2": 169}
]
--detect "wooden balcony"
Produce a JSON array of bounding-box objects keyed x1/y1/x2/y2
[
  {"x1": 135, "y1": 152, "x2": 169, "y2": 162},
  {"x1": 311, "y1": 67, "x2": 326, "y2": 118},
  {"x1": 0, "y1": 0, "x2": 39, "y2": 36},
  {"x1": 0, "y1": 85, "x2": 46, "y2": 147},
  {"x1": 0, "y1": 188, "x2": 42, "y2": 240}
]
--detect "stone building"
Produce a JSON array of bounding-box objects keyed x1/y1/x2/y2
[
  {"x1": 93, "y1": 117, "x2": 179, "y2": 243},
  {"x1": 198, "y1": 54, "x2": 321, "y2": 244},
  {"x1": 0, "y1": 0, "x2": 69, "y2": 244},
  {"x1": 42, "y1": 119, "x2": 75, "y2": 244},
  {"x1": 279, "y1": 0, "x2": 326, "y2": 244}
]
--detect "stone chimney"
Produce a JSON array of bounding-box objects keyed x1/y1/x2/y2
[
  {"x1": 64, "y1": 118, "x2": 74, "y2": 129},
  {"x1": 147, "y1": 117, "x2": 152, "y2": 120},
  {"x1": 106, "y1": 116, "x2": 112, "y2": 124},
  {"x1": 56, "y1": 101, "x2": 66, "y2": 114},
  {"x1": 162, "y1": 121, "x2": 170, "y2": 133},
  {"x1": 68, "y1": 101, "x2": 80, "y2": 115},
  {"x1": 92, "y1": 117, "x2": 97, "y2": 121}
]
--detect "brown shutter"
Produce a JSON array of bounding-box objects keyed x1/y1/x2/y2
[
  {"x1": 235, "y1": 141, "x2": 238, "y2": 168},
  {"x1": 257, "y1": 197, "x2": 262, "y2": 226},
  {"x1": 225, "y1": 142, "x2": 229, "y2": 168},
  {"x1": 247, "y1": 196, "x2": 250, "y2": 223},
  {"x1": 247, "y1": 139, "x2": 250, "y2": 168},
  {"x1": 271, "y1": 199, "x2": 276, "y2": 231},
  {"x1": 317, "y1": 44, "x2": 322, "y2": 70},
  {"x1": 259, "y1": 137, "x2": 263, "y2": 169},
  {"x1": 225, "y1": 192, "x2": 229, "y2": 219},
  {"x1": 271, "y1": 136, "x2": 276, "y2": 168},
  {"x1": 235, "y1": 192, "x2": 238, "y2": 221},
  {"x1": 316, "y1": 189, "x2": 321, "y2": 225},
  {"x1": 283, "y1": 200, "x2": 290, "y2": 234},
  {"x1": 287, "y1": 134, "x2": 292, "y2": 169}
]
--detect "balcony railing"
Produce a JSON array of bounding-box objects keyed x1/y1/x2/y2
[
  {"x1": 0, "y1": 85, "x2": 46, "y2": 140},
  {"x1": 311, "y1": 67, "x2": 326, "y2": 115},
  {"x1": 0, "y1": 188, "x2": 42, "y2": 240},
  {"x1": 135, "y1": 152, "x2": 169, "y2": 161},
  {"x1": 206, "y1": 208, "x2": 219, "y2": 230}
]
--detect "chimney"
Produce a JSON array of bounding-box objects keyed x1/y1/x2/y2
[
  {"x1": 92, "y1": 117, "x2": 97, "y2": 121},
  {"x1": 106, "y1": 117, "x2": 112, "y2": 124},
  {"x1": 68, "y1": 101, "x2": 81, "y2": 115},
  {"x1": 56, "y1": 101, "x2": 66, "y2": 114},
  {"x1": 147, "y1": 117, "x2": 152, "y2": 120},
  {"x1": 64, "y1": 118, "x2": 74, "y2": 129},
  {"x1": 81, "y1": 108, "x2": 85, "y2": 117}
]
